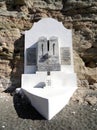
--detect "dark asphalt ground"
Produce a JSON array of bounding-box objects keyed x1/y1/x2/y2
[{"x1": 0, "y1": 88, "x2": 97, "y2": 130}]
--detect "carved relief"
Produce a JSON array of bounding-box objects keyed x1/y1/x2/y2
[{"x1": 37, "y1": 36, "x2": 60, "y2": 71}]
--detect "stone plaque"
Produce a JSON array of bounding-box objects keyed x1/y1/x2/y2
[
  {"x1": 37, "y1": 63, "x2": 60, "y2": 71},
  {"x1": 61, "y1": 47, "x2": 71, "y2": 65},
  {"x1": 37, "y1": 36, "x2": 60, "y2": 71},
  {"x1": 26, "y1": 48, "x2": 36, "y2": 65}
]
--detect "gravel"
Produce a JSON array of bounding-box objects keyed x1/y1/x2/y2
[{"x1": 0, "y1": 88, "x2": 97, "y2": 130}]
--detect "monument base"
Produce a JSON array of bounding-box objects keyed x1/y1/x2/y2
[
  {"x1": 21, "y1": 87, "x2": 77, "y2": 120},
  {"x1": 21, "y1": 72, "x2": 77, "y2": 120}
]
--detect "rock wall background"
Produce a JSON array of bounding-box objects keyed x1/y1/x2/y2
[{"x1": 0, "y1": 0, "x2": 97, "y2": 90}]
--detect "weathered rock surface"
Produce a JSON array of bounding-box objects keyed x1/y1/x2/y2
[
  {"x1": 0, "y1": 2, "x2": 97, "y2": 129},
  {"x1": 0, "y1": 0, "x2": 97, "y2": 90},
  {"x1": 85, "y1": 95, "x2": 97, "y2": 105}
]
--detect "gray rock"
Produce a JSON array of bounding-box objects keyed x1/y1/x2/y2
[
  {"x1": 90, "y1": 83, "x2": 97, "y2": 90},
  {"x1": 85, "y1": 95, "x2": 97, "y2": 105},
  {"x1": 78, "y1": 80, "x2": 89, "y2": 88},
  {"x1": 0, "y1": 77, "x2": 11, "y2": 90},
  {"x1": 0, "y1": 10, "x2": 17, "y2": 17}
]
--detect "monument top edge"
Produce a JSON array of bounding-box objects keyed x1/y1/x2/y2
[{"x1": 25, "y1": 18, "x2": 72, "y2": 33}]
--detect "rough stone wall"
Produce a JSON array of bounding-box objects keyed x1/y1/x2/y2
[{"x1": 0, "y1": 0, "x2": 97, "y2": 90}]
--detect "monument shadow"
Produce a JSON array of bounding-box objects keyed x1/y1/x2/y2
[
  {"x1": 3, "y1": 35, "x2": 44, "y2": 120},
  {"x1": 13, "y1": 93, "x2": 45, "y2": 120},
  {"x1": 4, "y1": 35, "x2": 24, "y2": 93}
]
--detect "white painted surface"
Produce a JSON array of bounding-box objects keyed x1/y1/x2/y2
[
  {"x1": 22, "y1": 72, "x2": 77, "y2": 89},
  {"x1": 22, "y1": 71, "x2": 77, "y2": 119},
  {"x1": 22, "y1": 87, "x2": 77, "y2": 120},
  {"x1": 21, "y1": 18, "x2": 77, "y2": 120},
  {"x1": 25, "y1": 18, "x2": 72, "y2": 48},
  {"x1": 24, "y1": 18, "x2": 73, "y2": 74}
]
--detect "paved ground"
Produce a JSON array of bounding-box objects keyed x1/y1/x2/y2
[{"x1": 0, "y1": 88, "x2": 97, "y2": 130}]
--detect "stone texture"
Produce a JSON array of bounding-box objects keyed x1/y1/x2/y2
[
  {"x1": 90, "y1": 83, "x2": 97, "y2": 90},
  {"x1": 0, "y1": 76, "x2": 11, "y2": 90},
  {"x1": 73, "y1": 51, "x2": 86, "y2": 80},
  {"x1": 37, "y1": 36, "x2": 60, "y2": 71},
  {"x1": 0, "y1": 0, "x2": 97, "y2": 89},
  {"x1": 77, "y1": 79, "x2": 89, "y2": 88},
  {"x1": 0, "y1": 1, "x2": 7, "y2": 10},
  {"x1": 85, "y1": 95, "x2": 97, "y2": 105}
]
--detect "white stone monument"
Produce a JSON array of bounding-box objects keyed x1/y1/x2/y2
[{"x1": 21, "y1": 18, "x2": 77, "y2": 120}]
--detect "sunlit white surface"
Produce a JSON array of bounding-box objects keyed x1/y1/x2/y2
[
  {"x1": 21, "y1": 18, "x2": 77, "y2": 120},
  {"x1": 22, "y1": 87, "x2": 77, "y2": 120},
  {"x1": 22, "y1": 72, "x2": 77, "y2": 120},
  {"x1": 24, "y1": 18, "x2": 73, "y2": 74}
]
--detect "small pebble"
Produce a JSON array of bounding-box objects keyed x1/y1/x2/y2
[
  {"x1": 93, "y1": 108, "x2": 96, "y2": 111},
  {"x1": 72, "y1": 111, "x2": 76, "y2": 115},
  {"x1": 2, "y1": 125, "x2": 5, "y2": 128}
]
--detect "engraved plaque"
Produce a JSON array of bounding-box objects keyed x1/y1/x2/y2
[
  {"x1": 26, "y1": 48, "x2": 36, "y2": 65},
  {"x1": 61, "y1": 47, "x2": 71, "y2": 65}
]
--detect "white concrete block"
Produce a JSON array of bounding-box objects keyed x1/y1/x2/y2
[{"x1": 21, "y1": 18, "x2": 77, "y2": 120}]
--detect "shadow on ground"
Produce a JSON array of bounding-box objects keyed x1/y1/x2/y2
[
  {"x1": 4, "y1": 35, "x2": 24, "y2": 93},
  {"x1": 3, "y1": 35, "x2": 45, "y2": 120},
  {"x1": 13, "y1": 93, "x2": 45, "y2": 120}
]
